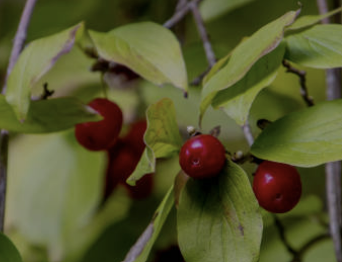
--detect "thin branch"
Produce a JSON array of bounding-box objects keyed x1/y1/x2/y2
[
  {"x1": 190, "y1": 2, "x2": 216, "y2": 67},
  {"x1": 0, "y1": 0, "x2": 38, "y2": 232},
  {"x1": 242, "y1": 120, "x2": 254, "y2": 146},
  {"x1": 282, "y1": 60, "x2": 314, "y2": 107},
  {"x1": 316, "y1": 1, "x2": 342, "y2": 262},
  {"x1": 163, "y1": 0, "x2": 202, "y2": 28}
]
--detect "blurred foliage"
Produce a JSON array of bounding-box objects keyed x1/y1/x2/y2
[{"x1": 0, "y1": 0, "x2": 339, "y2": 261}]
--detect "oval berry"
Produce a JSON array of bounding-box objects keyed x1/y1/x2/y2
[
  {"x1": 75, "y1": 98, "x2": 123, "y2": 151},
  {"x1": 252, "y1": 161, "x2": 302, "y2": 213},
  {"x1": 179, "y1": 134, "x2": 226, "y2": 179}
]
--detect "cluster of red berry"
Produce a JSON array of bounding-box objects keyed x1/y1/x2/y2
[
  {"x1": 178, "y1": 134, "x2": 302, "y2": 213},
  {"x1": 74, "y1": 98, "x2": 153, "y2": 201}
]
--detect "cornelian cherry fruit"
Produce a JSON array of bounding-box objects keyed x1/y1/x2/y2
[
  {"x1": 75, "y1": 98, "x2": 123, "y2": 151},
  {"x1": 252, "y1": 161, "x2": 302, "y2": 213},
  {"x1": 179, "y1": 134, "x2": 226, "y2": 179}
]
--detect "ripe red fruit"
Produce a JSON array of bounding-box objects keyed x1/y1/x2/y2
[
  {"x1": 252, "y1": 161, "x2": 302, "y2": 213},
  {"x1": 123, "y1": 120, "x2": 147, "y2": 156},
  {"x1": 179, "y1": 134, "x2": 226, "y2": 179},
  {"x1": 75, "y1": 98, "x2": 123, "y2": 151}
]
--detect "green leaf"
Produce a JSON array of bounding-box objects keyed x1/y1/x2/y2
[
  {"x1": 212, "y1": 42, "x2": 285, "y2": 125},
  {"x1": 89, "y1": 22, "x2": 188, "y2": 93},
  {"x1": 7, "y1": 131, "x2": 105, "y2": 258},
  {"x1": 0, "y1": 233, "x2": 23, "y2": 262},
  {"x1": 129, "y1": 186, "x2": 174, "y2": 262},
  {"x1": 286, "y1": 6, "x2": 342, "y2": 31},
  {"x1": 200, "y1": 0, "x2": 255, "y2": 21},
  {"x1": 251, "y1": 99, "x2": 342, "y2": 167},
  {"x1": 200, "y1": 10, "x2": 299, "y2": 121},
  {"x1": 0, "y1": 95, "x2": 101, "y2": 133},
  {"x1": 178, "y1": 161, "x2": 263, "y2": 262},
  {"x1": 6, "y1": 23, "x2": 84, "y2": 121},
  {"x1": 127, "y1": 98, "x2": 182, "y2": 185},
  {"x1": 285, "y1": 24, "x2": 342, "y2": 68}
]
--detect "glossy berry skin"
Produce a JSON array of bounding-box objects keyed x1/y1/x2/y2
[
  {"x1": 179, "y1": 134, "x2": 226, "y2": 179},
  {"x1": 75, "y1": 98, "x2": 123, "y2": 151},
  {"x1": 253, "y1": 161, "x2": 302, "y2": 213}
]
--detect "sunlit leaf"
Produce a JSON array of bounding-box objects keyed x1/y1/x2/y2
[
  {"x1": 89, "y1": 22, "x2": 188, "y2": 93},
  {"x1": 212, "y1": 42, "x2": 285, "y2": 125},
  {"x1": 285, "y1": 24, "x2": 342, "y2": 68},
  {"x1": 200, "y1": 10, "x2": 299, "y2": 121},
  {"x1": 6, "y1": 23, "x2": 84, "y2": 121},
  {"x1": 127, "y1": 98, "x2": 182, "y2": 185},
  {"x1": 7, "y1": 131, "x2": 105, "y2": 258},
  {"x1": 251, "y1": 99, "x2": 342, "y2": 167},
  {"x1": 178, "y1": 161, "x2": 263, "y2": 262},
  {"x1": 286, "y1": 6, "x2": 342, "y2": 31},
  {"x1": 0, "y1": 95, "x2": 101, "y2": 133},
  {"x1": 0, "y1": 233, "x2": 23, "y2": 262}
]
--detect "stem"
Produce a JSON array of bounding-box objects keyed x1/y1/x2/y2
[
  {"x1": 0, "y1": 0, "x2": 38, "y2": 232},
  {"x1": 242, "y1": 120, "x2": 254, "y2": 146},
  {"x1": 190, "y1": 2, "x2": 216, "y2": 67},
  {"x1": 316, "y1": 1, "x2": 342, "y2": 261},
  {"x1": 282, "y1": 60, "x2": 314, "y2": 107},
  {"x1": 274, "y1": 216, "x2": 297, "y2": 256},
  {"x1": 163, "y1": 0, "x2": 202, "y2": 28}
]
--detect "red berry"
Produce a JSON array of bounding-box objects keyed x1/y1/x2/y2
[
  {"x1": 123, "y1": 120, "x2": 147, "y2": 156},
  {"x1": 179, "y1": 134, "x2": 226, "y2": 179},
  {"x1": 252, "y1": 161, "x2": 302, "y2": 213},
  {"x1": 125, "y1": 173, "x2": 154, "y2": 200},
  {"x1": 75, "y1": 98, "x2": 123, "y2": 151}
]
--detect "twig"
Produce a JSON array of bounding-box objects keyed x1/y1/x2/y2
[
  {"x1": 122, "y1": 222, "x2": 154, "y2": 262},
  {"x1": 282, "y1": 60, "x2": 314, "y2": 107},
  {"x1": 190, "y1": 2, "x2": 216, "y2": 67},
  {"x1": 242, "y1": 120, "x2": 254, "y2": 146},
  {"x1": 163, "y1": 0, "x2": 202, "y2": 28},
  {"x1": 316, "y1": 1, "x2": 342, "y2": 262},
  {"x1": 190, "y1": 66, "x2": 210, "y2": 86},
  {"x1": 0, "y1": 0, "x2": 38, "y2": 232}
]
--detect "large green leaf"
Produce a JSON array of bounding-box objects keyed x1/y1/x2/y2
[
  {"x1": 200, "y1": 0, "x2": 255, "y2": 21},
  {"x1": 251, "y1": 99, "x2": 342, "y2": 167},
  {"x1": 127, "y1": 98, "x2": 182, "y2": 185},
  {"x1": 286, "y1": 6, "x2": 342, "y2": 31},
  {"x1": 7, "y1": 131, "x2": 105, "y2": 259},
  {"x1": 212, "y1": 42, "x2": 285, "y2": 125},
  {"x1": 126, "y1": 186, "x2": 174, "y2": 262},
  {"x1": 6, "y1": 23, "x2": 84, "y2": 121},
  {"x1": 178, "y1": 161, "x2": 263, "y2": 262},
  {"x1": 89, "y1": 22, "x2": 188, "y2": 93},
  {"x1": 285, "y1": 24, "x2": 342, "y2": 68},
  {"x1": 0, "y1": 95, "x2": 101, "y2": 133},
  {"x1": 200, "y1": 10, "x2": 298, "y2": 120},
  {"x1": 0, "y1": 233, "x2": 23, "y2": 262}
]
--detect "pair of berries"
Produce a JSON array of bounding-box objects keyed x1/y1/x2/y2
[
  {"x1": 75, "y1": 98, "x2": 152, "y2": 200},
  {"x1": 178, "y1": 134, "x2": 301, "y2": 213}
]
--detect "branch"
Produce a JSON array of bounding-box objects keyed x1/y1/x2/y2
[
  {"x1": 163, "y1": 0, "x2": 202, "y2": 28},
  {"x1": 190, "y1": 2, "x2": 216, "y2": 67},
  {"x1": 282, "y1": 60, "x2": 314, "y2": 107},
  {"x1": 316, "y1": 1, "x2": 342, "y2": 262},
  {"x1": 0, "y1": 0, "x2": 38, "y2": 232}
]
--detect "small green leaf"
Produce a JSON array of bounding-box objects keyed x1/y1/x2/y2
[
  {"x1": 251, "y1": 99, "x2": 342, "y2": 167},
  {"x1": 178, "y1": 161, "x2": 263, "y2": 262},
  {"x1": 200, "y1": 10, "x2": 299, "y2": 121},
  {"x1": 212, "y1": 42, "x2": 285, "y2": 125},
  {"x1": 0, "y1": 233, "x2": 23, "y2": 262},
  {"x1": 0, "y1": 95, "x2": 101, "y2": 133},
  {"x1": 6, "y1": 23, "x2": 84, "y2": 121},
  {"x1": 200, "y1": 0, "x2": 255, "y2": 21},
  {"x1": 286, "y1": 6, "x2": 342, "y2": 31},
  {"x1": 89, "y1": 22, "x2": 188, "y2": 93},
  {"x1": 129, "y1": 186, "x2": 174, "y2": 262},
  {"x1": 285, "y1": 24, "x2": 342, "y2": 68},
  {"x1": 127, "y1": 98, "x2": 182, "y2": 185},
  {"x1": 7, "y1": 131, "x2": 105, "y2": 256}
]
